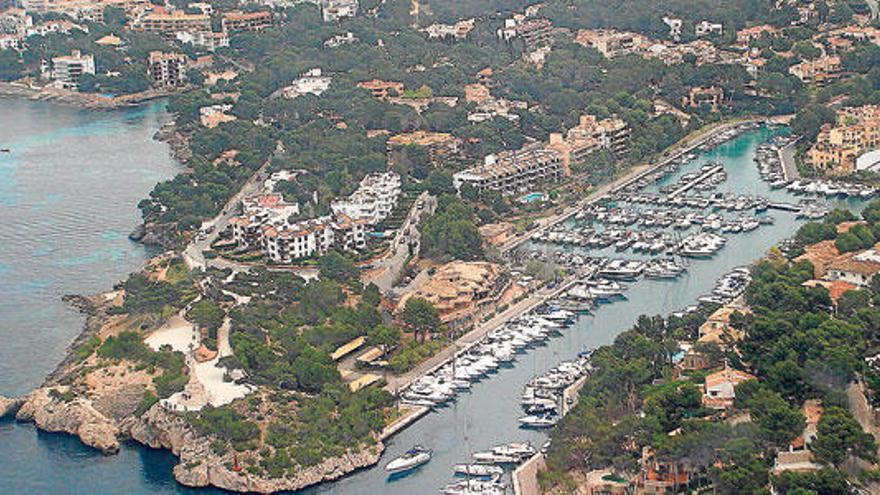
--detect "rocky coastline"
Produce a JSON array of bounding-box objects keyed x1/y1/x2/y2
[{"x1": 9, "y1": 289, "x2": 387, "y2": 494}]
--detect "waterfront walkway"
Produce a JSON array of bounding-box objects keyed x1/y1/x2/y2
[
  {"x1": 383, "y1": 278, "x2": 578, "y2": 394},
  {"x1": 780, "y1": 139, "x2": 800, "y2": 181}
]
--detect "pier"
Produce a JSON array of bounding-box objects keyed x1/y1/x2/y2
[
  {"x1": 668, "y1": 164, "x2": 724, "y2": 198},
  {"x1": 779, "y1": 138, "x2": 800, "y2": 181}
]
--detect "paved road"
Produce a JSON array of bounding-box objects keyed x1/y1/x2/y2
[
  {"x1": 183, "y1": 142, "x2": 282, "y2": 271},
  {"x1": 780, "y1": 139, "x2": 800, "y2": 181},
  {"x1": 370, "y1": 192, "x2": 435, "y2": 293}
]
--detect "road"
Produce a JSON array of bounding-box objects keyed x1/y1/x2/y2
[
  {"x1": 369, "y1": 192, "x2": 435, "y2": 293},
  {"x1": 182, "y1": 141, "x2": 282, "y2": 271},
  {"x1": 780, "y1": 138, "x2": 800, "y2": 181}
]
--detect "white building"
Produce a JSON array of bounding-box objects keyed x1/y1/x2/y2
[
  {"x1": 322, "y1": 0, "x2": 357, "y2": 22},
  {"x1": 280, "y1": 68, "x2": 332, "y2": 99},
  {"x1": 331, "y1": 171, "x2": 402, "y2": 225},
  {"x1": 176, "y1": 30, "x2": 229, "y2": 51},
  {"x1": 48, "y1": 50, "x2": 95, "y2": 90},
  {"x1": 827, "y1": 249, "x2": 880, "y2": 287},
  {"x1": 0, "y1": 33, "x2": 21, "y2": 50},
  {"x1": 0, "y1": 8, "x2": 33, "y2": 36},
  {"x1": 662, "y1": 16, "x2": 682, "y2": 42},
  {"x1": 695, "y1": 20, "x2": 723, "y2": 37}
]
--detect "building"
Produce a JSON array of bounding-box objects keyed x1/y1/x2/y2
[
  {"x1": 575, "y1": 29, "x2": 646, "y2": 59},
  {"x1": 826, "y1": 248, "x2": 880, "y2": 287},
  {"x1": 683, "y1": 86, "x2": 724, "y2": 112},
  {"x1": 386, "y1": 131, "x2": 462, "y2": 164},
  {"x1": 547, "y1": 114, "x2": 632, "y2": 173},
  {"x1": 134, "y1": 10, "x2": 211, "y2": 35},
  {"x1": 808, "y1": 105, "x2": 880, "y2": 175},
  {"x1": 789, "y1": 55, "x2": 842, "y2": 84},
  {"x1": 176, "y1": 30, "x2": 229, "y2": 51},
  {"x1": 698, "y1": 304, "x2": 748, "y2": 346},
  {"x1": 230, "y1": 193, "x2": 301, "y2": 248},
  {"x1": 497, "y1": 16, "x2": 554, "y2": 50},
  {"x1": 453, "y1": 145, "x2": 563, "y2": 195},
  {"x1": 147, "y1": 51, "x2": 187, "y2": 87},
  {"x1": 0, "y1": 8, "x2": 32, "y2": 36},
  {"x1": 221, "y1": 11, "x2": 271, "y2": 33},
  {"x1": 48, "y1": 50, "x2": 94, "y2": 90},
  {"x1": 396, "y1": 261, "x2": 505, "y2": 329},
  {"x1": 735, "y1": 24, "x2": 778, "y2": 46},
  {"x1": 324, "y1": 31, "x2": 356, "y2": 47},
  {"x1": 422, "y1": 19, "x2": 474, "y2": 40},
  {"x1": 0, "y1": 33, "x2": 21, "y2": 50},
  {"x1": 357, "y1": 79, "x2": 404, "y2": 99},
  {"x1": 794, "y1": 239, "x2": 840, "y2": 278},
  {"x1": 702, "y1": 366, "x2": 757, "y2": 410},
  {"x1": 199, "y1": 104, "x2": 236, "y2": 128},
  {"x1": 330, "y1": 171, "x2": 401, "y2": 225},
  {"x1": 261, "y1": 217, "x2": 335, "y2": 262},
  {"x1": 662, "y1": 16, "x2": 682, "y2": 42},
  {"x1": 280, "y1": 68, "x2": 332, "y2": 99},
  {"x1": 694, "y1": 20, "x2": 723, "y2": 37},
  {"x1": 857, "y1": 149, "x2": 880, "y2": 172},
  {"x1": 321, "y1": 0, "x2": 357, "y2": 22},
  {"x1": 788, "y1": 55, "x2": 842, "y2": 84}
]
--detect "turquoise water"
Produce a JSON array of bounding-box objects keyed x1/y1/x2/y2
[
  {"x1": 0, "y1": 112, "x2": 862, "y2": 495},
  {"x1": 0, "y1": 98, "x2": 213, "y2": 494},
  {"x1": 519, "y1": 192, "x2": 546, "y2": 203}
]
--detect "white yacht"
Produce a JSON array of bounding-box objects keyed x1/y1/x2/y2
[{"x1": 385, "y1": 445, "x2": 432, "y2": 474}]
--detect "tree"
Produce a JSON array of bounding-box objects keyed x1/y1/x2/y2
[
  {"x1": 187, "y1": 299, "x2": 225, "y2": 337},
  {"x1": 367, "y1": 324, "x2": 401, "y2": 354},
  {"x1": 319, "y1": 250, "x2": 359, "y2": 285},
  {"x1": 811, "y1": 406, "x2": 877, "y2": 466},
  {"x1": 402, "y1": 297, "x2": 441, "y2": 343},
  {"x1": 747, "y1": 389, "x2": 805, "y2": 447}
]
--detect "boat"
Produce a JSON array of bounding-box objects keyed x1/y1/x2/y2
[
  {"x1": 0, "y1": 148, "x2": 9, "y2": 153},
  {"x1": 518, "y1": 414, "x2": 558, "y2": 428},
  {"x1": 385, "y1": 445, "x2": 432, "y2": 474},
  {"x1": 453, "y1": 464, "x2": 504, "y2": 477},
  {"x1": 442, "y1": 477, "x2": 507, "y2": 495},
  {"x1": 472, "y1": 451, "x2": 521, "y2": 464}
]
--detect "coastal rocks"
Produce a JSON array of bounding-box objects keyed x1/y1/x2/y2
[
  {"x1": 16, "y1": 387, "x2": 120, "y2": 454},
  {"x1": 128, "y1": 405, "x2": 387, "y2": 494},
  {"x1": 154, "y1": 122, "x2": 191, "y2": 163},
  {"x1": 0, "y1": 395, "x2": 23, "y2": 418},
  {"x1": 175, "y1": 442, "x2": 385, "y2": 494}
]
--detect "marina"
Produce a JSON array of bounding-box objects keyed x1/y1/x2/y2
[{"x1": 307, "y1": 124, "x2": 872, "y2": 495}]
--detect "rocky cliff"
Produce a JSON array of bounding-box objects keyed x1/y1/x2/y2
[
  {"x1": 15, "y1": 387, "x2": 120, "y2": 454},
  {"x1": 0, "y1": 395, "x2": 23, "y2": 418}
]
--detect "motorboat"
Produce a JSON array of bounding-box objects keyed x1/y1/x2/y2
[
  {"x1": 453, "y1": 464, "x2": 504, "y2": 477},
  {"x1": 518, "y1": 414, "x2": 558, "y2": 428},
  {"x1": 385, "y1": 445, "x2": 432, "y2": 474}
]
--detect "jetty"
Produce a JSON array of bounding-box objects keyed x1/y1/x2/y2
[{"x1": 669, "y1": 164, "x2": 723, "y2": 197}]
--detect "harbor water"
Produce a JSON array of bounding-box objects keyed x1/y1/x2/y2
[{"x1": 0, "y1": 110, "x2": 863, "y2": 495}]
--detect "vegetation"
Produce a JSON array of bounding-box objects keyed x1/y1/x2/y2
[{"x1": 97, "y1": 331, "x2": 188, "y2": 399}]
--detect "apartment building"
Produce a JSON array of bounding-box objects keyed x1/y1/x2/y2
[
  {"x1": 48, "y1": 50, "x2": 94, "y2": 90},
  {"x1": 575, "y1": 29, "x2": 647, "y2": 59},
  {"x1": 423, "y1": 18, "x2": 474, "y2": 40},
  {"x1": 221, "y1": 11, "x2": 271, "y2": 33},
  {"x1": 134, "y1": 10, "x2": 210, "y2": 35},
  {"x1": 497, "y1": 16, "x2": 554, "y2": 50},
  {"x1": 0, "y1": 8, "x2": 32, "y2": 36},
  {"x1": 330, "y1": 171, "x2": 402, "y2": 225},
  {"x1": 147, "y1": 51, "x2": 187, "y2": 87},
  {"x1": 546, "y1": 114, "x2": 631, "y2": 172},
  {"x1": 808, "y1": 105, "x2": 880, "y2": 175},
  {"x1": 788, "y1": 55, "x2": 842, "y2": 84},
  {"x1": 386, "y1": 131, "x2": 462, "y2": 164},
  {"x1": 176, "y1": 30, "x2": 229, "y2": 51},
  {"x1": 453, "y1": 145, "x2": 563, "y2": 195},
  {"x1": 230, "y1": 193, "x2": 300, "y2": 248}
]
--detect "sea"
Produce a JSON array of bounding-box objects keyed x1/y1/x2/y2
[{"x1": 0, "y1": 101, "x2": 863, "y2": 494}]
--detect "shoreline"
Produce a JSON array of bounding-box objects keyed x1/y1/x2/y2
[
  {"x1": 3, "y1": 113, "x2": 791, "y2": 494},
  {"x1": 0, "y1": 81, "x2": 182, "y2": 111}
]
